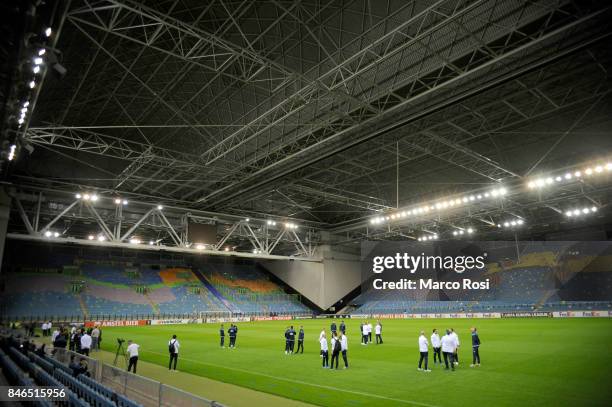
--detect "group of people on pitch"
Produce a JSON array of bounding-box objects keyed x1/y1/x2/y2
[
  {"x1": 283, "y1": 325, "x2": 305, "y2": 354},
  {"x1": 359, "y1": 320, "x2": 383, "y2": 344},
  {"x1": 418, "y1": 327, "x2": 481, "y2": 372},
  {"x1": 319, "y1": 321, "x2": 349, "y2": 369}
]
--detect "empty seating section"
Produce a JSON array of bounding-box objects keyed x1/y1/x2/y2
[
  {"x1": 207, "y1": 263, "x2": 309, "y2": 314},
  {"x1": 84, "y1": 295, "x2": 154, "y2": 317},
  {"x1": 1, "y1": 255, "x2": 311, "y2": 319},
  {"x1": 352, "y1": 248, "x2": 612, "y2": 314},
  {"x1": 0, "y1": 336, "x2": 143, "y2": 407}
]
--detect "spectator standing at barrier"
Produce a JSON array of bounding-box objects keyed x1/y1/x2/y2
[
  {"x1": 319, "y1": 330, "x2": 329, "y2": 368},
  {"x1": 340, "y1": 331, "x2": 348, "y2": 369},
  {"x1": 80, "y1": 329, "x2": 92, "y2": 356},
  {"x1": 54, "y1": 329, "x2": 67, "y2": 349},
  {"x1": 441, "y1": 329, "x2": 456, "y2": 371},
  {"x1": 418, "y1": 331, "x2": 431, "y2": 372},
  {"x1": 127, "y1": 340, "x2": 140, "y2": 373},
  {"x1": 431, "y1": 329, "x2": 442, "y2": 365},
  {"x1": 168, "y1": 334, "x2": 179, "y2": 370},
  {"x1": 375, "y1": 321, "x2": 383, "y2": 344},
  {"x1": 51, "y1": 326, "x2": 60, "y2": 343},
  {"x1": 470, "y1": 327, "x2": 481, "y2": 367},
  {"x1": 450, "y1": 328, "x2": 460, "y2": 365},
  {"x1": 296, "y1": 326, "x2": 304, "y2": 354},
  {"x1": 220, "y1": 324, "x2": 225, "y2": 348},
  {"x1": 91, "y1": 326, "x2": 100, "y2": 351}
]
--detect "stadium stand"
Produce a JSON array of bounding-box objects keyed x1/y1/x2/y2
[
  {"x1": 204, "y1": 263, "x2": 310, "y2": 315},
  {"x1": 0, "y1": 334, "x2": 144, "y2": 407},
  {"x1": 352, "y1": 245, "x2": 612, "y2": 314},
  {"x1": 0, "y1": 251, "x2": 311, "y2": 320}
]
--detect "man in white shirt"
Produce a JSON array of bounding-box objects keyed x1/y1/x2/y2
[
  {"x1": 319, "y1": 331, "x2": 329, "y2": 368},
  {"x1": 418, "y1": 331, "x2": 431, "y2": 372},
  {"x1": 375, "y1": 321, "x2": 383, "y2": 344},
  {"x1": 80, "y1": 330, "x2": 92, "y2": 356},
  {"x1": 319, "y1": 328, "x2": 325, "y2": 357},
  {"x1": 168, "y1": 335, "x2": 180, "y2": 371},
  {"x1": 431, "y1": 329, "x2": 441, "y2": 364},
  {"x1": 367, "y1": 322, "x2": 373, "y2": 343},
  {"x1": 126, "y1": 340, "x2": 140, "y2": 373},
  {"x1": 450, "y1": 328, "x2": 460, "y2": 365},
  {"x1": 441, "y1": 329, "x2": 457, "y2": 371},
  {"x1": 340, "y1": 332, "x2": 349, "y2": 369},
  {"x1": 41, "y1": 322, "x2": 47, "y2": 337}
]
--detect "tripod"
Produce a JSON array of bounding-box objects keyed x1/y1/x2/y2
[{"x1": 113, "y1": 340, "x2": 128, "y2": 368}]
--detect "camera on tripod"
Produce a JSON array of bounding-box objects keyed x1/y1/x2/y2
[{"x1": 117, "y1": 338, "x2": 125, "y2": 344}]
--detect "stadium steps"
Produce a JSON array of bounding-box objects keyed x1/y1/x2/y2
[
  {"x1": 77, "y1": 293, "x2": 89, "y2": 319},
  {"x1": 193, "y1": 269, "x2": 234, "y2": 312},
  {"x1": 144, "y1": 292, "x2": 160, "y2": 314},
  {"x1": 536, "y1": 289, "x2": 558, "y2": 308}
]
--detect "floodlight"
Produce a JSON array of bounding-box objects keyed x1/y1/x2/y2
[
  {"x1": 88, "y1": 235, "x2": 94, "y2": 240},
  {"x1": 33, "y1": 66, "x2": 40, "y2": 74},
  {"x1": 38, "y1": 49, "x2": 46, "y2": 56},
  {"x1": 44, "y1": 231, "x2": 52, "y2": 237},
  {"x1": 34, "y1": 57, "x2": 43, "y2": 65},
  {"x1": 90, "y1": 194, "x2": 98, "y2": 202},
  {"x1": 97, "y1": 235, "x2": 105, "y2": 241},
  {"x1": 29, "y1": 81, "x2": 35, "y2": 88},
  {"x1": 45, "y1": 27, "x2": 52, "y2": 37},
  {"x1": 122, "y1": 200, "x2": 128, "y2": 205},
  {"x1": 53, "y1": 232, "x2": 59, "y2": 237},
  {"x1": 114, "y1": 198, "x2": 121, "y2": 204},
  {"x1": 157, "y1": 205, "x2": 163, "y2": 210}
]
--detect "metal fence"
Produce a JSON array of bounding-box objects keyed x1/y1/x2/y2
[{"x1": 51, "y1": 348, "x2": 223, "y2": 407}]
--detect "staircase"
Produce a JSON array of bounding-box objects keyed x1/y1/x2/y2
[
  {"x1": 77, "y1": 294, "x2": 89, "y2": 319},
  {"x1": 144, "y1": 292, "x2": 160, "y2": 314},
  {"x1": 193, "y1": 269, "x2": 234, "y2": 312},
  {"x1": 535, "y1": 289, "x2": 557, "y2": 309}
]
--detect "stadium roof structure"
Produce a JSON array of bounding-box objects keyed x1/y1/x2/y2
[{"x1": 1, "y1": 0, "x2": 612, "y2": 257}]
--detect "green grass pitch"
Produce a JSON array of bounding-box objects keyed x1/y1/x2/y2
[{"x1": 98, "y1": 318, "x2": 612, "y2": 407}]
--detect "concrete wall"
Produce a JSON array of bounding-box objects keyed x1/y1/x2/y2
[{"x1": 262, "y1": 245, "x2": 362, "y2": 310}]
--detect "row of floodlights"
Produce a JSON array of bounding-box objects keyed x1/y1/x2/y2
[
  {"x1": 370, "y1": 187, "x2": 507, "y2": 224},
  {"x1": 565, "y1": 207, "x2": 597, "y2": 217},
  {"x1": 527, "y1": 163, "x2": 612, "y2": 189}
]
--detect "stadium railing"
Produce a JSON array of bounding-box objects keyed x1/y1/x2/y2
[{"x1": 53, "y1": 347, "x2": 225, "y2": 407}]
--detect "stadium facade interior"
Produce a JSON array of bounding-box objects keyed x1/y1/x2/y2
[{"x1": 0, "y1": 1, "x2": 611, "y2": 406}]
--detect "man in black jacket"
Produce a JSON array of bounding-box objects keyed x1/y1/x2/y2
[{"x1": 470, "y1": 327, "x2": 481, "y2": 367}]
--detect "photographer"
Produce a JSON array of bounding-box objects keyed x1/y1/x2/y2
[{"x1": 126, "y1": 340, "x2": 139, "y2": 373}]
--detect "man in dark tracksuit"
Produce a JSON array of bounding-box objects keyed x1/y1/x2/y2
[
  {"x1": 288, "y1": 326, "x2": 296, "y2": 354},
  {"x1": 219, "y1": 324, "x2": 225, "y2": 348},
  {"x1": 284, "y1": 327, "x2": 290, "y2": 354},
  {"x1": 330, "y1": 321, "x2": 337, "y2": 336},
  {"x1": 296, "y1": 326, "x2": 304, "y2": 354},
  {"x1": 228, "y1": 325, "x2": 237, "y2": 348},
  {"x1": 471, "y1": 327, "x2": 481, "y2": 367},
  {"x1": 339, "y1": 321, "x2": 346, "y2": 334}
]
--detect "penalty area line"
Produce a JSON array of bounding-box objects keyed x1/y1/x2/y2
[{"x1": 144, "y1": 350, "x2": 439, "y2": 407}]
